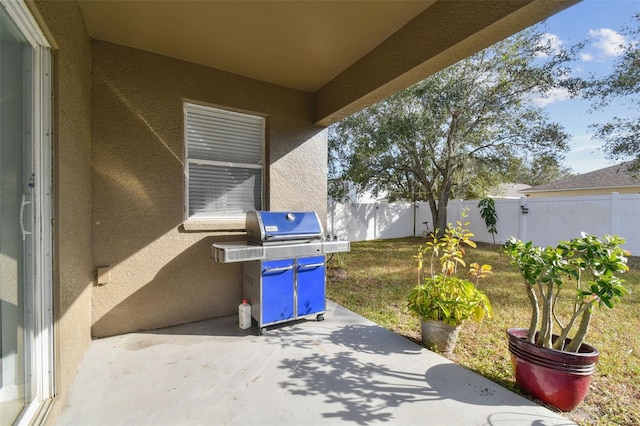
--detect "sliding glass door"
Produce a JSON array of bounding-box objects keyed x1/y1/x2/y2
[{"x1": 0, "y1": 2, "x2": 53, "y2": 424}]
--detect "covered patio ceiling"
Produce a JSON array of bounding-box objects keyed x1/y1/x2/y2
[{"x1": 78, "y1": 0, "x2": 579, "y2": 126}]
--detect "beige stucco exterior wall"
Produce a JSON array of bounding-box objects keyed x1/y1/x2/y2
[
  {"x1": 90, "y1": 41, "x2": 326, "y2": 337},
  {"x1": 525, "y1": 187, "x2": 640, "y2": 198},
  {"x1": 30, "y1": 1, "x2": 94, "y2": 423}
]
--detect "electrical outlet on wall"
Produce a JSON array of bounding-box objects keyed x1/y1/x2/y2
[{"x1": 96, "y1": 266, "x2": 110, "y2": 285}]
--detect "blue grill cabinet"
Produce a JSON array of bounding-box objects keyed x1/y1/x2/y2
[{"x1": 243, "y1": 255, "x2": 326, "y2": 334}]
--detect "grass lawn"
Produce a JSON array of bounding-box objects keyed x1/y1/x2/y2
[{"x1": 326, "y1": 237, "x2": 640, "y2": 425}]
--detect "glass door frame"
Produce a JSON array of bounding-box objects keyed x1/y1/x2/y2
[{"x1": 1, "y1": 0, "x2": 54, "y2": 424}]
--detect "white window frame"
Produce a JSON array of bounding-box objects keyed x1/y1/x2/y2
[
  {"x1": 183, "y1": 102, "x2": 265, "y2": 227},
  {"x1": 1, "y1": 0, "x2": 54, "y2": 424}
]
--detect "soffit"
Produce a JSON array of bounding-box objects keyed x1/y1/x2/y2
[
  {"x1": 77, "y1": 0, "x2": 580, "y2": 125},
  {"x1": 78, "y1": 0, "x2": 434, "y2": 92}
]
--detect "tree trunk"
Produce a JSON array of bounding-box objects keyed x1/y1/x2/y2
[
  {"x1": 536, "y1": 281, "x2": 554, "y2": 348},
  {"x1": 434, "y1": 167, "x2": 453, "y2": 237},
  {"x1": 565, "y1": 307, "x2": 592, "y2": 352},
  {"x1": 525, "y1": 284, "x2": 539, "y2": 344},
  {"x1": 427, "y1": 199, "x2": 438, "y2": 235},
  {"x1": 435, "y1": 202, "x2": 448, "y2": 237}
]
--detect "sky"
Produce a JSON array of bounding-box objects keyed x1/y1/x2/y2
[{"x1": 536, "y1": 0, "x2": 640, "y2": 174}]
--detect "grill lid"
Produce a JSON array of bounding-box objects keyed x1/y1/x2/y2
[{"x1": 246, "y1": 211, "x2": 323, "y2": 245}]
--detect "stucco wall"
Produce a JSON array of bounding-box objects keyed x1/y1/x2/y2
[
  {"x1": 90, "y1": 41, "x2": 326, "y2": 337},
  {"x1": 31, "y1": 0, "x2": 94, "y2": 423}
]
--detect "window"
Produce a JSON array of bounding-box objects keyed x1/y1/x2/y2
[{"x1": 184, "y1": 103, "x2": 265, "y2": 221}]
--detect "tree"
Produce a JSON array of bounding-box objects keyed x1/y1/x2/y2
[
  {"x1": 583, "y1": 13, "x2": 640, "y2": 174},
  {"x1": 505, "y1": 155, "x2": 573, "y2": 187},
  {"x1": 329, "y1": 27, "x2": 571, "y2": 234},
  {"x1": 478, "y1": 197, "x2": 498, "y2": 244}
]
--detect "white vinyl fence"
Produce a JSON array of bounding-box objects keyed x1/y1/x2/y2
[{"x1": 327, "y1": 193, "x2": 640, "y2": 256}]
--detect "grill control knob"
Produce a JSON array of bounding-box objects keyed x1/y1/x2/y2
[{"x1": 285, "y1": 213, "x2": 295, "y2": 221}]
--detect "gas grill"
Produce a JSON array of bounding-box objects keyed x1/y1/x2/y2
[{"x1": 212, "y1": 211, "x2": 350, "y2": 334}]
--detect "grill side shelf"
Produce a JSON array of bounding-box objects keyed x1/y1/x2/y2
[
  {"x1": 212, "y1": 240, "x2": 350, "y2": 263},
  {"x1": 212, "y1": 243, "x2": 265, "y2": 263},
  {"x1": 322, "y1": 240, "x2": 350, "y2": 254}
]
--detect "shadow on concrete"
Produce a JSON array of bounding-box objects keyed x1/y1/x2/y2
[{"x1": 278, "y1": 350, "x2": 437, "y2": 424}]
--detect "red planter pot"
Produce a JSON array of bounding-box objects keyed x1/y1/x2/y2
[{"x1": 506, "y1": 328, "x2": 599, "y2": 412}]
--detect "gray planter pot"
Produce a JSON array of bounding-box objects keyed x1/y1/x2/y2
[{"x1": 420, "y1": 319, "x2": 461, "y2": 355}]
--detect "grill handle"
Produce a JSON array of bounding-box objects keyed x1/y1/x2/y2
[
  {"x1": 298, "y1": 262, "x2": 325, "y2": 269},
  {"x1": 264, "y1": 233, "x2": 321, "y2": 241},
  {"x1": 263, "y1": 265, "x2": 294, "y2": 273}
]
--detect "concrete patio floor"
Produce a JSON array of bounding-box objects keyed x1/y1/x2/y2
[{"x1": 56, "y1": 301, "x2": 575, "y2": 426}]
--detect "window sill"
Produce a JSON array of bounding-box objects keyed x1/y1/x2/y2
[{"x1": 182, "y1": 218, "x2": 245, "y2": 232}]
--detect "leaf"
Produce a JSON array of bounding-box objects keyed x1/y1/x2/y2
[{"x1": 473, "y1": 306, "x2": 485, "y2": 322}]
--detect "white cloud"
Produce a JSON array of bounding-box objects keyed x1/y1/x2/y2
[
  {"x1": 536, "y1": 33, "x2": 564, "y2": 57},
  {"x1": 581, "y1": 52, "x2": 594, "y2": 62},
  {"x1": 529, "y1": 87, "x2": 571, "y2": 107},
  {"x1": 589, "y1": 28, "x2": 627, "y2": 57}
]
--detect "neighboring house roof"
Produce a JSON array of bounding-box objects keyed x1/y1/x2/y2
[
  {"x1": 522, "y1": 162, "x2": 640, "y2": 194},
  {"x1": 490, "y1": 183, "x2": 531, "y2": 198}
]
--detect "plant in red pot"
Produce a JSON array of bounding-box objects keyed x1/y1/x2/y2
[{"x1": 503, "y1": 234, "x2": 629, "y2": 411}]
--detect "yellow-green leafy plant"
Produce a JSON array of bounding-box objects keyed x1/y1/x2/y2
[{"x1": 407, "y1": 212, "x2": 493, "y2": 326}]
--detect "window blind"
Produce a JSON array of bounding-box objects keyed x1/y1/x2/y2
[{"x1": 185, "y1": 103, "x2": 264, "y2": 219}]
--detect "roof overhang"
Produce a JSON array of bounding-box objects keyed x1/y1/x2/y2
[
  {"x1": 522, "y1": 185, "x2": 640, "y2": 195},
  {"x1": 77, "y1": 0, "x2": 579, "y2": 126}
]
